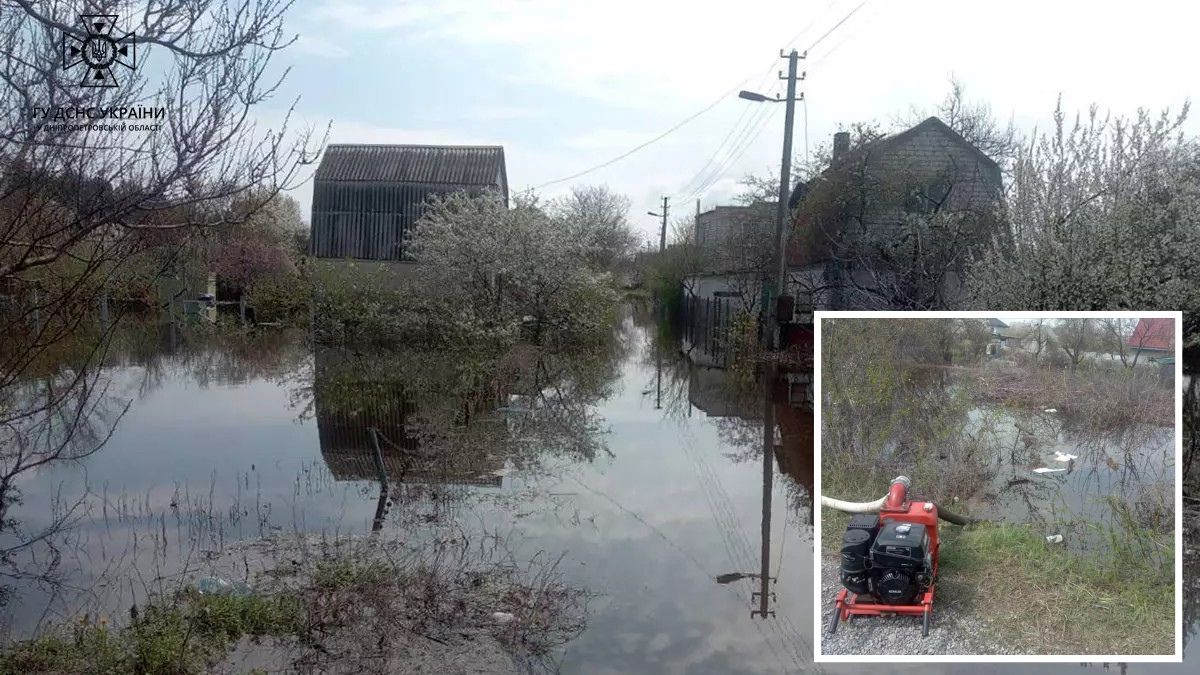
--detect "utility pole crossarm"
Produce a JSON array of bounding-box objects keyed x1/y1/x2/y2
[{"x1": 652, "y1": 196, "x2": 669, "y2": 253}]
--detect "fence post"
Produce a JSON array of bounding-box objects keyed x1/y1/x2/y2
[
  {"x1": 715, "y1": 298, "x2": 723, "y2": 361},
  {"x1": 704, "y1": 297, "x2": 712, "y2": 356},
  {"x1": 723, "y1": 298, "x2": 731, "y2": 367}
]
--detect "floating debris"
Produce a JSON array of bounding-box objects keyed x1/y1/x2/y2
[
  {"x1": 1044, "y1": 408, "x2": 1057, "y2": 413},
  {"x1": 193, "y1": 576, "x2": 252, "y2": 597},
  {"x1": 1053, "y1": 451, "x2": 1079, "y2": 462},
  {"x1": 1032, "y1": 467, "x2": 1066, "y2": 474}
]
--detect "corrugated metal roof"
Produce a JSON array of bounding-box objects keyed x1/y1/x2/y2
[{"x1": 315, "y1": 144, "x2": 506, "y2": 186}]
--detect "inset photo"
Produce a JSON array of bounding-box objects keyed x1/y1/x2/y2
[{"x1": 814, "y1": 312, "x2": 1182, "y2": 662}]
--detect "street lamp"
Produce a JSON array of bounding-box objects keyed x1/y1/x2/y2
[
  {"x1": 737, "y1": 90, "x2": 773, "y2": 103},
  {"x1": 737, "y1": 59, "x2": 805, "y2": 350},
  {"x1": 741, "y1": 49, "x2": 805, "y2": 622}
]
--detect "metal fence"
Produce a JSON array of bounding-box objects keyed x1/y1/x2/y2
[{"x1": 679, "y1": 294, "x2": 738, "y2": 368}]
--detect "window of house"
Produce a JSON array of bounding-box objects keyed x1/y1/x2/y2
[{"x1": 903, "y1": 179, "x2": 953, "y2": 215}]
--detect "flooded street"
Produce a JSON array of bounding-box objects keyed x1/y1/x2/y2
[
  {"x1": 1, "y1": 310, "x2": 1197, "y2": 672},
  {"x1": 0, "y1": 312, "x2": 816, "y2": 673}
]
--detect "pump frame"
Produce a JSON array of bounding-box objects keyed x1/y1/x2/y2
[{"x1": 826, "y1": 477, "x2": 940, "y2": 637}]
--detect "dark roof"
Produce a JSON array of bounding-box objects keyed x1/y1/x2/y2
[
  {"x1": 315, "y1": 144, "x2": 507, "y2": 187},
  {"x1": 871, "y1": 117, "x2": 1001, "y2": 176},
  {"x1": 986, "y1": 318, "x2": 1008, "y2": 328},
  {"x1": 1128, "y1": 318, "x2": 1174, "y2": 351},
  {"x1": 786, "y1": 116, "x2": 1000, "y2": 209},
  {"x1": 788, "y1": 180, "x2": 809, "y2": 209}
]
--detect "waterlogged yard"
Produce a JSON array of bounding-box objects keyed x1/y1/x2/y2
[{"x1": 820, "y1": 317, "x2": 1181, "y2": 657}]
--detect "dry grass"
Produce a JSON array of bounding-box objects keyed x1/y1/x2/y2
[
  {"x1": 1, "y1": 535, "x2": 590, "y2": 674},
  {"x1": 972, "y1": 365, "x2": 1172, "y2": 429}
]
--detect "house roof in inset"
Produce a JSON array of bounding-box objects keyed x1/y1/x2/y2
[
  {"x1": 315, "y1": 144, "x2": 507, "y2": 187},
  {"x1": 1128, "y1": 318, "x2": 1174, "y2": 351},
  {"x1": 986, "y1": 318, "x2": 1008, "y2": 328}
]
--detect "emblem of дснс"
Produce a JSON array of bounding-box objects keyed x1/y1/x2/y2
[{"x1": 62, "y1": 14, "x2": 136, "y2": 88}]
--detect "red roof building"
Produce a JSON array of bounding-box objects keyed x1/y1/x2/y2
[{"x1": 1127, "y1": 318, "x2": 1174, "y2": 352}]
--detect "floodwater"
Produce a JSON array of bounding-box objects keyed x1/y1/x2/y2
[
  {"x1": 0, "y1": 309, "x2": 1197, "y2": 673},
  {"x1": 965, "y1": 406, "x2": 1175, "y2": 556}
]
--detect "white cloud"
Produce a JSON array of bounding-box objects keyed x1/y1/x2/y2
[
  {"x1": 462, "y1": 105, "x2": 541, "y2": 122},
  {"x1": 309, "y1": 0, "x2": 840, "y2": 109},
  {"x1": 291, "y1": 0, "x2": 1200, "y2": 231},
  {"x1": 292, "y1": 33, "x2": 350, "y2": 59}
]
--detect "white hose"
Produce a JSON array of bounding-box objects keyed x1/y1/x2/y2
[
  {"x1": 820, "y1": 494, "x2": 887, "y2": 513},
  {"x1": 821, "y1": 493, "x2": 983, "y2": 525}
]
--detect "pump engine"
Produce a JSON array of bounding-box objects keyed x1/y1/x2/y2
[{"x1": 828, "y1": 476, "x2": 941, "y2": 636}]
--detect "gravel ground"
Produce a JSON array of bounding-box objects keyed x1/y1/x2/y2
[{"x1": 820, "y1": 555, "x2": 1019, "y2": 656}]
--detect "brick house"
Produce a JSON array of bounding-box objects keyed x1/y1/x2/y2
[
  {"x1": 694, "y1": 202, "x2": 775, "y2": 273},
  {"x1": 787, "y1": 116, "x2": 1004, "y2": 309}
]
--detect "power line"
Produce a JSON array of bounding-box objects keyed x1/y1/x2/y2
[
  {"x1": 669, "y1": 1, "x2": 868, "y2": 204},
  {"x1": 803, "y1": 96, "x2": 810, "y2": 170},
  {"x1": 808, "y1": 0, "x2": 867, "y2": 52},
  {"x1": 532, "y1": 94, "x2": 730, "y2": 190},
  {"x1": 531, "y1": 1, "x2": 869, "y2": 193},
  {"x1": 679, "y1": 103, "x2": 774, "y2": 199},
  {"x1": 679, "y1": 104, "x2": 779, "y2": 203},
  {"x1": 671, "y1": 97, "x2": 763, "y2": 200},
  {"x1": 669, "y1": 5, "x2": 835, "y2": 201}
]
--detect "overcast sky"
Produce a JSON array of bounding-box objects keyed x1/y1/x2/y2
[{"x1": 270, "y1": 0, "x2": 1200, "y2": 242}]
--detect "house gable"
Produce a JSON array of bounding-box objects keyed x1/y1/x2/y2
[
  {"x1": 1128, "y1": 318, "x2": 1174, "y2": 351},
  {"x1": 311, "y1": 144, "x2": 508, "y2": 261},
  {"x1": 785, "y1": 116, "x2": 1004, "y2": 310}
]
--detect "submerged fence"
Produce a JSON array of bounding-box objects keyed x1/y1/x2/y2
[{"x1": 678, "y1": 294, "x2": 740, "y2": 368}]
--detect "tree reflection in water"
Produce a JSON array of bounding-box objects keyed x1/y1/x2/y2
[{"x1": 297, "y1": 308, "x2": 636, "y2": 531}]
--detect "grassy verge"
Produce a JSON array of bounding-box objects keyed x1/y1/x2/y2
[
  {"x1": 937, "y1": 522, "x2": 1173, "y2": 655},
  {"x1": 0, "y1": 588, "x2": 303, "y2": 674},
  {"x1": 1, "y1": 547, "x2": 587, "y2": 674}
]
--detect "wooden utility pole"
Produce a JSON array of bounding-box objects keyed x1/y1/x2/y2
[
  {"x1": 648, "y1": 197, "x2": 670, "y2": 252},
  {"x1": 768, "y1": 49, "x2": 803, "y2": 350},
  {"x1": 754, "y1": 47, "x2": 804, "y2": 621},
  {"x1": 657, "y1": 196, "x2": 669, "y2": 252}
]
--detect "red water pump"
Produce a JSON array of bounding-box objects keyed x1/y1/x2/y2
[{"x1": 828, "y1": 476, "x2": 939, "y2": 636}]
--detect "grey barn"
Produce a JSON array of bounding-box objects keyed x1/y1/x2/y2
[{"x1": 310, "y1": 144, "x2": 508, "y2": 261}]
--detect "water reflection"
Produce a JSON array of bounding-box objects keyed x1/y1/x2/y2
[
  {"x1": 648, "y1": 303, "x2": 815, "y2": 643},
  {"x1": 0, "y1": 306, "x2": 1194, "y2": 672}
]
